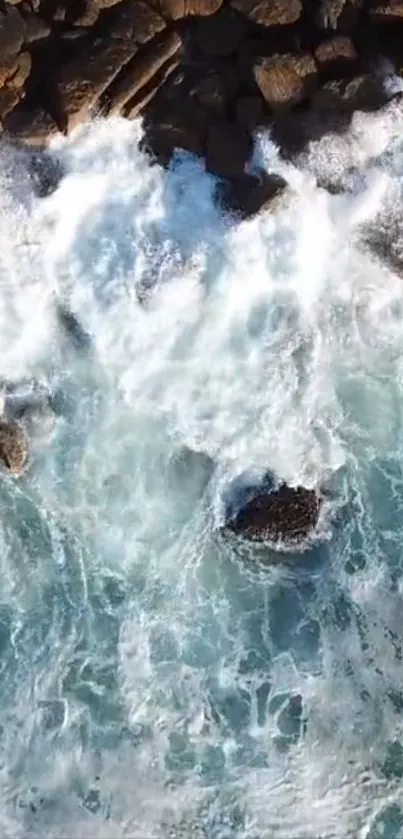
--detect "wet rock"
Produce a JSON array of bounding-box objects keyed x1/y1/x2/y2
[
  {"x1": 142, "y1": 95, "x2": 207, "y2": 162},
  {"x1": 314, "y1": 36, "x2": 358, "y2": 78},
  {"x1": 28, "y1": 149, "x2": 63, "y2": 197},
  {"x1": 226, "y1": 483, "x2": 321, "y2": 543},
  {"x1": 206, "y1": 118, "x2": 252, "y2": 178},
  {"x1": 254, "y1": 52, "x2": 317, "y2": 110},
  {"x1": 230, "y1": 0, "x2": 302, "y2": 26},
  {"x1": 194, "y1": 8, "x2": 247, "y2": 58},
  {"x1": 216, "y1": 170, "x2": 288, "y2": 219},
  {"x1": 123, "y1": 53, "x2": 179, "y2": 118},
  {"x1": 3, "y1": 101, "x2": 59, "y2": 145},
  {"x1": 148, "y1": 0, "x2": 185, "y2": 19},
  {"x1": 103, "y1": 30, "x2": 181, "y2": 116},
  {"x1": 55, "y1": 304, "x2": 92, "y2": 351},
  {"x1": 0, "y1": 421, "x2": 29, "y2": 474},
  {"x1": 184, "y1": 0, "x2": 223, "y2": 14},
  {"x1": 191, "y1": 72, "x2": 235, "y2": 115},
  {"x1": 20, "y1": 9, "x2": 51, "y2": 43},
  {"x1": 0, "y1": 51, "x2": 31, "y2": 120}
]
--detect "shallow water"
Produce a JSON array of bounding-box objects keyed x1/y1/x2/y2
[{"x1": 0, "y1": 107, "x2": 403, "y2": 837}]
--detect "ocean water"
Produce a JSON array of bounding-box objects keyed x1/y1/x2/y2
[{"x1": 0, "y1": 102, "x2": 403, "y2": 838}]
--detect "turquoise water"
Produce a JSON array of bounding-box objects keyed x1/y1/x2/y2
[{"x1": 0, "y1": 109, "x2": 403, "y2": 837}]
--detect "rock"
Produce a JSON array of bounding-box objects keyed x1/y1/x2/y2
[
  {"x1": 20, "y1": 9, "x2": 51, "y2": 42},
  {"x1": 312, "y1": 73, "x2": 389, "y2": 112},
  {"x1": 230, "y1": 0, "x2": 302, "y2": 26},
  {"x1": 148, "y1": 0, "x2": 185, "y2": 19},
  {"x1": 3, "y1": 101, "x2": 59, "y2": 145},
  {"x1": 0, "y1": 55, "x2": 20, "y2": 87},
  {"x1": 316, "y1": 0, "x2": 347, "y2": 29},
  {"x1": 56, "y1": 1, "x2": 167, "y2": 132},
  {"x1": 254, "y1": 52, "x2": 317, "y2": 110},
  {"x1": 0, "y1": 6, "x2": 25, "y2": 56},
  {"x1": 216, "y1": 170, "x2": 288, "y2": 219},
  {"x1": 0, "y1": 421, "x2": 29, "y2": 474},
  {"x1": 184, "y1": 0, "x2": 223, "y2": 14},
  {"x1": 206, "y1": 118, "x2": 252, "y2": 178},
  {"x1": 369, "y1": 1, "x2": 403, "y2": 21},
  {"x1": 0, "y1": 52, "x2": 31, "y2": 120},
  {"x1": 124, "y1": 53, "x2": 179, "y2": 118},
  {"x1": 104, "y1": 30, "x2": 181, "y2": 115},
  {"x1": 314, "y1": 36, "x2": 358, "y2": 78},
  {"x1": 29, "y1": 149, "x2": 64, "y2": 197},
  {"x1": 191, "y1": 73, "x2": 235, "y2": 115},
  {"x1": 235, "y1": 94, "x2": 268, "y2": 131},
  {"x1": 142, "y1": 96, "x2": 208, "y2": 162},
  {"x1": 72, "y1": 0, "x2": 101, "y2": 27},
  {"x1": 194, "y1": 8, "x2": 247, "y2": 58},
  {"x1": 226, "y1": 483, "x2": 321, "y2": 544}
]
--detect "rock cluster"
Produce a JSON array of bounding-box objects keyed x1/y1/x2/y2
[
  {"x1": 0, "y1": 420, "x2": 29, "y2": 474},
  {"x1": 0, "y1": 0, "x2": 401, "y2": 168}
]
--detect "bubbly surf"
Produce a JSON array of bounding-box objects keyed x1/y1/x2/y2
[{"x1": 0, "y1": 104, "x2": 403, "y2": 837}]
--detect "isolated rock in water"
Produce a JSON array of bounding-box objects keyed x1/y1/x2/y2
[
  {"x1": 216, "y1": 171, "x2": 288, "y2": 219},
  {"x1": 226, "y1": 483, "x2": 321, "y2": 543},
  {"x1": 0, "y1": 421, "x2": 28, "y2": 474}
]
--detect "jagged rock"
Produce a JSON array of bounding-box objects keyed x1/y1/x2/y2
[
  {"x1": 0, "y1": 6, "x2": 25, "y2": 56},
  {"x1": 0, "y1": 421, "x2": 29, "y2": 474},
  {"x1": 314, "y1": 35, "x2": 358, "y2": 78},
  {"x1": 206, "y1": 118, "x2": 252, "y2": 178},
  {"x1": 104, "y1": 30, "x2": 181, "y2": 115},
  {"x1": 226, "y1": 483, "x2": 321, "y2": 543},
  {"x1": 56, "y1": 2, "x2": 166, "y2": 132},
  {"x1": 254, "y1": 53, "x2": 317, "y2": 110},
  {"x1": 195, "y1": 8, "x2": 247, "y2": 58},
  {"x1": 216, "y1": 170, "x2": 288, "y2": 219},
  {"x1": 230, "y1": 0, "x2": 302, "y2": 26},
  {"x1": 3, "y1": 101, "x2": 59, "y2": 144}
]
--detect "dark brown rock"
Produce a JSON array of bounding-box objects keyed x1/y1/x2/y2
[
  {"x1": 3, "y1": 101, "x2": 59, "y2": 144},
  {"x1": 0, "y1": 421, "x2": 29, "y2": 474},
  {"x1": 235, "y1": 94, "x2": 268, "y2": 131},
  {"x1": 0, "y1": 6, "x2": 25, "y2": 56},
  {"x1": 191, "y1": 73, "x2": 234, "y2": 115},
  {"x1": 195, "y1": 8, "x2": 247, "y2": 58},
  {"x1": 72, "y1": 0, "x2": 101, "y2": 26},
  {"x1": 369, "y1": 2, "x2": 403, "y2": 21},
  {"x1": 206, "y1": 118, "x2": 252, "y2": 178},
  {"x1": 124, "y1": 53, "x2": 179, "y2": 117},
  {"x1": 20, "y1": 9, "x2": 51, "y2": 42},
  {"x1": 226, "y1": 484, "x2": 321, "y2": 543},
  {"x1": 216, "y1": 170, "x2": 288, "y2": 219},
  {"x1": 254, "y1": 52, "x2": 317, "y2": 110},
  {"x1": 105, "y1": 30, "x2": 181, "y2": 115},
  {"x1": 230, "y1": 0, "x2": 302, "y2": 26},
  {"x1": 314, "y1": 36, "x2": 358, "y2": 78},
  {"x1": 0, "y1": 55, "x2": 20, "y2": 87}
]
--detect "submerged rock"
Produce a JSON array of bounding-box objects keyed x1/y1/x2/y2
[
  {"x1": 216, "y1": 170, "x2": 288, "y2": 220},
  {"x1": 0, "y1": 420, "x2": 29, "y2": 474},
  {"x1": 226, "y1": 483, "x2": 321, "y2": 544}
]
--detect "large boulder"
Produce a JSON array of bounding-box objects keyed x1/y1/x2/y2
[
  {"x1": 226, "y1": 483, "x2": 321, "y2": 543},
  {"x1": 254, "y1": 52, "x2": 317, "y2": 110},
  {"x1": 0, "y1": 421, "x2": 29, "y2": 474}
]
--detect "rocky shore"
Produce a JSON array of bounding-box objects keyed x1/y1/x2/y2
[{"x1": 0, "y1": 0, "x2": 402, "y2": 170}]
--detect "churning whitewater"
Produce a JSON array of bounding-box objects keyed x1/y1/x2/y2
[{"x1": 1, "y1": 103, "x2": 403, "y2": 839}]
